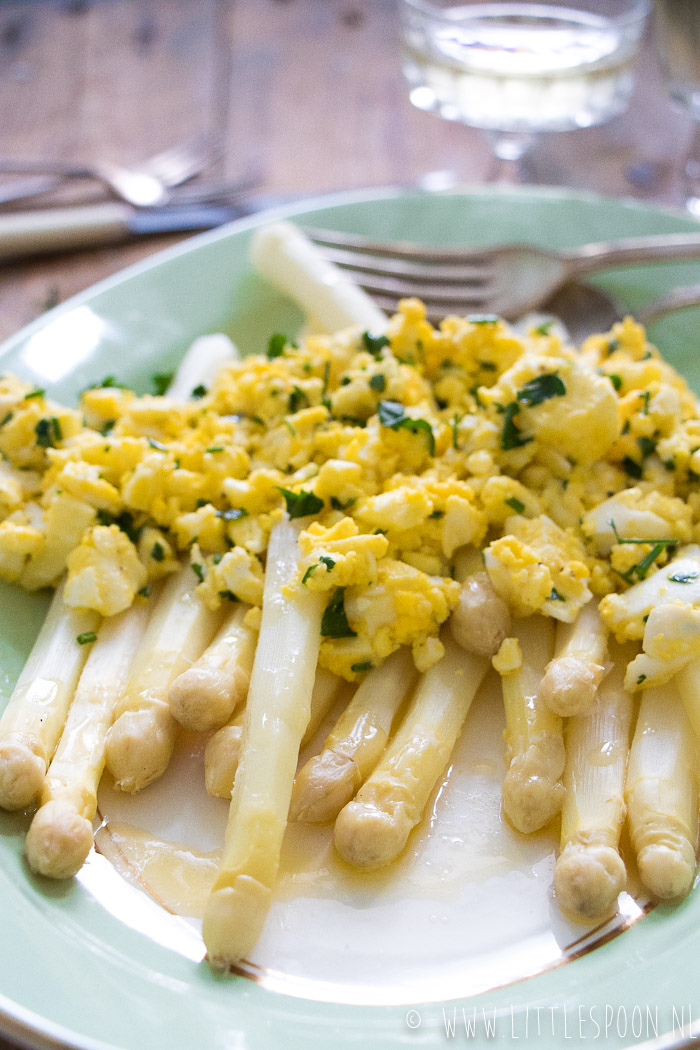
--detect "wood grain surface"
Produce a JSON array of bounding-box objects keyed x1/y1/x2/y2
[{"x1": 0, "y1": 3, "x2": 697, "y2": 1049}]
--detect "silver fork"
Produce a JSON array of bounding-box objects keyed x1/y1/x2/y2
[
  {"x1": 305, "y1": 227, "x2": 700, "y2": 322},
  {"x1": 0, "y1": 134, "x2": 220, "y2": 208}
]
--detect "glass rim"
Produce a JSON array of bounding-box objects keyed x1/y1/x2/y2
[{"x1": 398, "y1": 0, "x2": 652, "y2": 27}]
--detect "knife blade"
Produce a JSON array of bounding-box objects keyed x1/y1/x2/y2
[{"x1": 0, "y1": 200, "x2": 262, "y2": 263}]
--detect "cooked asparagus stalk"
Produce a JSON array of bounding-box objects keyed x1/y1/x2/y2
[
  {"x1": 0, "y1": 579, "x2": 99, "y2": 811},
  {"x1": 250, "y1": 221, "x2": 387, "y2": 336},
  {"x1": 495, "y1": 616, "x2": 563, "y2": 834},
  {"x1": 169, "y1": 604, "x2": 257, "y2": 733},
  {"x1": 554, "y1": 644, "x2": 635, "y2": 922},
  {"x1": 104, "y1": 565, "x2": 223, "y2": 792},
  {"x1": 289, "y1": 648, "x2": 415, "y2": 824},
  {"x1": 25, "y1": 600, "x2": 151, "y2": 878},
  {"x1": 202, "y1": 517, "x2": 325, "y2": 969},
  {"x1": 166, "y1": 333, "x2": 237, "y2": 401},
  {"x1": 449, "y1": 547, "x2": 510, "y2": 657},
  {"x1": 625, "y1": 682, "x2": 697, "y2": 900},
  {"x1": 334, "y1": 635, "x2": 488, "y2": 870},
  {"x1": 539, "y1": 601, "x2": 609, "y2": 717},
  {"x1": 675, "y1": 656, "x2": 700, "y2": 741},
  {"x1": 204, "y1": 668, "x2": 341, "y2": 800}
]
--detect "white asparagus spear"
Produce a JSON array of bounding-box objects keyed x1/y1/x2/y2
[
  {"x1": 539, "y1": 601, "x2": 609, "y2": 717},
  {"x1": 169, "y1": 604, "x2": 257, "y2": 733},
  {"x1": 202, "y1": 517, "x2": 325, "y2": 969},
  {"x1": 675, "y1": 656, "x2": 700, "y2": 741},
  {"x1": 204, "y1": 669, "x2": 341, "y2": 800},
  {"x1": 104, "y1": 565, "x2": 223, "y2": 792},
  {"x1": 0, "y1": 579, "x2": 99, "y2": 811},
  {"x1": 334, "y1": 635, "x2": 488, "y2": 870},
  {"x1": 25, "y1": 600, "x2": 151, "y2": 878},
  {"x1": 166, "y1": 333, "x2": 237, "y2": 400},
  {"x1": 449, "y1": 547, "x2": 510, "y2": 657},
  {"x1": 554, "y1": 643, "x2": 635, "y2": 922},
  {"x1": 250, "y1": 221, "x2": 387, "y2": 335},
  {"x1": 625, "y1": 682, "x2": 698, "y2": 900},
  {"x1": 289, "y1": 648, "x2": 416, "y2": 824},
  {"x1": 495, "y1": 616, "x2": 563, "y2": 834}
]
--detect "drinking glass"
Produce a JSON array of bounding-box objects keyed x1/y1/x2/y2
[
  {"x1": 653, "y1": 0, "x2": 700, "y2": 216},
  {"x1": 398, "y1": 0, "x2": 651, "y2": 181}
]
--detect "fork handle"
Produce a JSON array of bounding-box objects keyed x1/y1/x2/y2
[
  {"x1": 0, "y1": 203, "x2": 132, "y2": 261},
  {"x1": 566, "y1": 231, "x2": 700, "y2": 276}
]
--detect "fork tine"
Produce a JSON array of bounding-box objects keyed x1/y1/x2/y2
[
  {"x1": 338, "y1": 270, "x2": 491, "y2": 303},
  {"x1": 140, "y1": 133, "x2": 220, "y2": 186},
  {"x1": 304, "y1": 226, "x2": 492, "y2": 264},
  {"x1": 314, "y1": 244, "x2": 491, "y2": 283}
]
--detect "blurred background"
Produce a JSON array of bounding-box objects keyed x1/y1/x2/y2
[{"x1": 0, "y1": 0, "x2": 693, "y2": 339}]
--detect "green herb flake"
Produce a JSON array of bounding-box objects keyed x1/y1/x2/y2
[
  {"x1": 622, "y1": 456, "x2": 643, "y2": 479},
  {"x1": 351, "y1": 661, "x2": 373, "y2": 673},
  {"x1": 267, "y1": 333, "x2": 288, "y2": 359},
  {"x1": 322, "y1": 360, "x2": 331, "y2": 397},
  {"x1": 668, "y1": 570, "x2": 700, "y2": 584},
  {"x1": 500, "y1": 403, "x2": 531, "y2": 451},
  {"x1": 151, "y1": 542, "x2": 165, "y2": 562},
  {"x1": 319, "y1": 555, "x2": 336, "y2": 571},
  {"x1": 137, "y1": 583, "x2": 153, "y2": 598},
  {"x1": 516, "y1": 373, "x2": 566, "y2": 406},
  {"x1": 361, "y1": 331, "x2": 390, "y2": 357},
  {"x1": 478, "y1": 360, "x2": 498, "y2": 372},
  {"x1": 278, "y1": 487, "x2": 324, "y2": 519},
  {"x1": 0, "y1": 412, "x2": 12, "y2": 427},
  {"x1": 192, "y1": 562, "x2": 205, "y2": 582},
  {"x1": 429, "y1": 510, "x2": 444, "y2": 519},
  {"x1": 505, "y1": 496, "x2": 526, "y2": 514},
  {"x1": 76, "y1": 631, "x2": 97, "y2": 645},
  {"x1": 330, "y1": 496, "x2": 357, "y2": 511},
  {"x1": 24, "y1": 388, "x2": 45, "y2": 400},
  {"x1": 205, "y1": 446, "x2": 225, "y2": 454},
  {"x1": 609, "y1": 374, "x2": 623, "y2": 392},
  {"x1": 467, "y1": 314, "x2": 500, "y2": 325},
  {"x1": 217, "y1": 507, "x2": 248, "y2": 522},
  {"x1": 451, "y1": 413, "x2": 461, "y2": 450},
  {"x1": 637, "y1": 436, "x2": 656, "y2": 459},
  {"x1": 35, "y1": 417, "x2": 62, "y2": 448},
  {"x1": 533, "y1": 320, "x2": 554, "y2": 336},
  {"x1": 191, "y1": 384, "x2": 208, "y2": 399},
  {"x1": 637, "y1": 674, "x2": 647, "y2": 685},
  {"x1": 377, "y1": 400, "x2": 435, "y2": 455},
  {"x1": 548, "y1": 588, "x2": 566, "y2": 601},
  {"x1": 301, "y1": 564, "x2": 318, "y2": 585},
  {"x1": 640, "y1": 390, "x2": 651, "y2": 415},
  {"x1": 321, "y1": 587, "x2": 357, "y2": 638},
  {"x1": 369, "y1": 374, "x2": 386, "y2": 392},
  {"x1": 82, "y1": 375, "x2": 129, "y2": 392},
  {"x1": 218, "y1": 590, "x2": 239, "y2": 603},
  {"x1": 151, "y1": 372, "x2": 174, "y2": 396},
  {"x1": 289, "y1": 386, "x2": 309, "y2": 413}
]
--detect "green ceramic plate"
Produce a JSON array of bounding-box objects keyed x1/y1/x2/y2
[{"x1": 1, "y1": 187, "x2": 700, "y2": 1050}]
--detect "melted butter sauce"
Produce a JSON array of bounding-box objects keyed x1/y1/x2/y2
[{"x1": 90, "y1": 675, "x2": 648, "y2": 1003}]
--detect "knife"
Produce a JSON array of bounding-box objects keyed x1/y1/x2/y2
[{"x1": 0, "y1": 200, "x2": 262, "y2": 263}]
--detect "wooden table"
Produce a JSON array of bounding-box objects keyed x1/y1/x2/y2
[{"x1": 0, "y1": 3, "x2": 698, "y2": 1049}]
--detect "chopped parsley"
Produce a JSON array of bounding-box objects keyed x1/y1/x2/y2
[
  {"x1": 377, "y1": 400, "x2": 435, "y2": 456},
  {"x1": 151, "y1": 372, "x2": 174, "y2": 396},
  {"x1": 267, "y1": 333, "x2": 288, "y2": 359},
  {"x1": 505, "y1": 496, "x2": 526, "y2": 514},
  {"x1": 82, "y1": 375, "x2": 128, "y2": 391},
  {"x1": 362, "y1": 331, "x2": 390, "y2": 357},
  {"x1": 351, "y1": 661, "x2": 373, "y2": 673},
  {"x1": 548, "y1": 588, "x2": 566, "y2": 601},
  {"x1": 289, "y1": 386, "x2": 309, "y2": 413},
  {"x1": 516, "y1": 373, "x2": 566, "y2": 406},
  {"x1": 321, "y1": 587, "x2": 356, "y2": 638},
  {"x1": 0, "y1": 412, "x2": 12, "y2": 427},
  {"x1": 151, "y1": 542, "x2": 165, "y2": 562},
  {"x1": 205, "y1": 446, "x2": 224, "y2": 453},
  {"x1": 640, "y1": 391, "x2": 651, "y2": 415},
  {"x1": 302, "y1": 555, "x2": 336, "y2": 585},
  {"x1": 451, "y1": 413, "x2": 461, "y2": 450},
  {"x1": 191, "y1": 562, "x2": 205, "y2": 582},
  {"x1": 191, "y1": 384, "x2": 207, "y2": 399},
  {"x1": 218, "y1": 590, "x2": 239, "y2": 602},
  {"x1": 500, "y1": 403, "x2": 531, "y2": 451},
  {"x1": 138, "y1": 583, "x2": 153, "y2": 598},
  {"x1": 467, "y1": 314, "x2": 499, "y2": 325},
  {"x1": 637, "y1": 436, "x2": 656, "y2": 459},
  {"x1": 668, "y1": 570, "x2": 700, "y2": 584},
  {"x1": 622, "y1": 456, "x2": 643, "y2": 479},
  {"x1": 637, "y1": 674, "x2": 647, "y2": 685},
  {"x1": 35, "y1": 417, "x2": 62, "y2": 448},
  {"x1": 369, "y1": 374, "x2": 386, "y2": 392},
  {"x1": 608, "y1": 374, "x2": 623, "y2": 392},
  {"x1": 23, "y1": 387, "x2": 45, "y2": 400},
  {"x1": 330, "y1": 496, "x2": 357, "y2": 511},
  {"x1": 278, "y1": 487, "x2": 324, "y2": 519},
  {"x1": 217, "y1": 507, "x2": 248, "y2": 521},
  {"x1": 76, "y1": 631, "x2": 97, "y2": 645},
  {"x1": 609, "y1": 519, "x2": 679, "y2": 584},
  {"x1": 533, "y1": 320, "x2": 554, "y2": 336}
]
